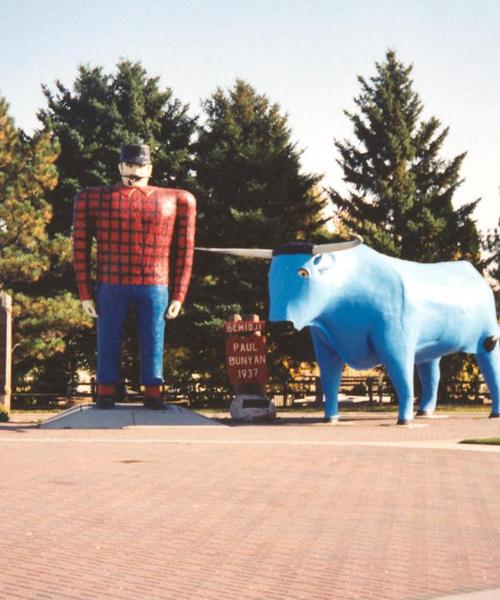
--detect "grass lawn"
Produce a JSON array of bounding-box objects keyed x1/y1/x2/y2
[{"x1": 460, "y1": 438, "x2": 500, "y2": 446}]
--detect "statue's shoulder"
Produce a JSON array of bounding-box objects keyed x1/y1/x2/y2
[
  {"x1": 76, "y1": 185, "x2": 115, "y2": 199},
  {"x1": 153, "y1": 187, "x2": 196, "y2": 207},
  {"x1": 175, "y1": 188, "x2": 196, "y2": 207}
]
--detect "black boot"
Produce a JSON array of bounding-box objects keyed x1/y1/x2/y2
[
  {"x1": 95, "y1": 395, "x2": 115, "y2": 409},
  {"x1": 143, "y1": 396, "x2": 165, "y2": 410}
]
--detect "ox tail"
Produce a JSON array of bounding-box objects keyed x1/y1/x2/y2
[{"x1": 483, "y1": 336, "x2": 499, "y2": 352}]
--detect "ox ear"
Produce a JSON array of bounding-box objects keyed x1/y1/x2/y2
[{"x1": 313, "y1": 253, "x2": 335, "y2": 272}]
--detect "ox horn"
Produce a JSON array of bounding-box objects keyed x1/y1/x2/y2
[
  {"x1": 312, "y1": 234, "x2": 363, "y2": 255},
  {"x1": 195, "y1": 247, "x2": 273, "y2": 259}
]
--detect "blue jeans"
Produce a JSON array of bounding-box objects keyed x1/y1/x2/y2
[{"x1": 96, "y1": 283, "x2": 169, "y2": 386}]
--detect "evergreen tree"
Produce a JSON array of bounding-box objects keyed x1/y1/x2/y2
[
  {"x1": 37, "y1": 60, "x2": 197, "y2": 385},
  {"x1": 330, "y1": 50, "x2": 480, "y2": 263},
  {"x1": 196, "y1": 80, "x2": 327, "y2": 247},
  {"x1": 173, "y1": 80, "x2": 327, "y2": 381},
  {"x1": 0, "y1": 96, "x2": 88, "y2": 386},
  {"x1": 39, "y1": 59, "x2": 197, "y2": 235},
  {"x1": 0, "y1": 98, "x2": 57, "y2": 285},
  {"x1": 484, "y1": 215, "x2": 500, "y2": 310},
  {"x1": 330, "y1": 51, "x2": 484, "y2": 394}
]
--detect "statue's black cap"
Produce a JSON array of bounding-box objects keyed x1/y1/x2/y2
[
  {"x1": 273, "y1": 241, "x2": 314, "y2": 256},
  {"x1": 119, "y1": 143, "x2": 151, "y2": 165}
]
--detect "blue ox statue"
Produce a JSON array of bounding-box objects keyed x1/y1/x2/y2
[{"x1": 198, "y1": 238, "x2": 500, "y2": 424}]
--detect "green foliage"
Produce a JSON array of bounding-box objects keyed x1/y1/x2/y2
[
  {"x1": 39, "y1": 59, "x2": 197, "y2": 235},
  {"x1": 182, "y1": 80, "x2": 328, "y2": 380},
  {"x1": 330, "y1": 51, "x2": 484, "y2": 383},
  {"x1": 3, "y1": 55, "x2": 489, "y2": 391},
  {"x1": 0, "y1": 97, "x2": 59, "y2": 286},
  {"x1": 483, "y1": 216, "x2": 500, "y2": 309},
  {"x1": 0, "y1": 96, "x2": 88, "y2": 384},
  {"x1": 196, "y1": 80, "x2": 327, "y2": 245},
  {"x1": 330, "y1": 50, "x2": 481, "y2": 264},
  {"x1": 0, "y1": 408, "x2": 8, "y2": 422},
  {"x1": 35, "y1": 60, "x2": 198, "y2": 383},
  {"x1": 11, "y1": 292, "x2": 91, "y2": 378},
  {"x1": 460, "y1": 438, "x2": 500, "y2": 446}
]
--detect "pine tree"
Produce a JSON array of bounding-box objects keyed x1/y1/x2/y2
[
  {"x1": 39, "y1": 59, "x2": 197, "y2": 235},
  {"x1": 196, "y1": 80, "x2": 327, "y2": 246},
  {"x1": 36, "y1": 61, "x2": 197, "y2": 385},
  {"x1": 484, "y1": 216, "x2": 500, "y2": 310},
  {"x1": 330, "y1": 50, "x2": 480, "y2": 263},
  {"x1": 172, "y1": 80, "x2": 327, "y2": 381},
  {"x1": 0, "y1": 96, "x2": 88, "y2": 386},
  {"x1": 0, "y1": 98, "x2": 56, "y2": 284},
  {"x1": 330, "y1": 51, "x2": 485, "y2": 394}
]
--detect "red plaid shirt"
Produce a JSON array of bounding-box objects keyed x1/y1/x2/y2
[{"x1": 73, "y1": 185, "x2": 196, "y2": 303}]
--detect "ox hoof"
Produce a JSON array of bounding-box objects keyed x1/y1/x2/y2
[
  {"x1": 416, "y1": 410, "x2": 433, "y2": 418},
  {"x1": 323, "y1": 417, "x2": 339, "y2": 424},
  {"x1": 95, "y1": 396, "x2": 115, "y2": 410},
  {"x1": 489, "y1": 412, "x2": 500, "y2": 419},
  {"x1": 397, "y1": 418, "x2": 411, "y2": 425}
]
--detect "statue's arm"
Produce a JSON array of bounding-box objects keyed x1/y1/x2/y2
[
  {"x1": 169, "y1": 191, "x2": 196, "y2": 319},
  {"x1": 73, "y1": 190, "x2": 95, "y2": 313}
]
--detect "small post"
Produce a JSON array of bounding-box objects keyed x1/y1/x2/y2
[
  {"x1": 473, "y1": 379, "x2": 480, "y2": 403},
  {"x1": 314, "y1": 376, "x2": 324, "y2": 407},
  {"x1": 367, "y1": 377, "x2": 374, "y2": 404},
  {"x1": 0, "y1": 292, "x2": 12, "y2": 413}
]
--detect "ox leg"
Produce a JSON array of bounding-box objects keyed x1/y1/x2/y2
[
  {"x1": 310, "y1": 329, "x2": 344, "y2": 422},
  {"x1": 476, "y1": 349, "x2": 500, "y2": 417},
  {"x1": 416, "y1": 359, "x2": 441, "y2": 417},
  {"x1": 382, "y1": 355, "x2": 415, "y2": 425}
]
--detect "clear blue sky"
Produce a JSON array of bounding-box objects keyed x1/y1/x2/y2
[{"x1": 1, "y1": 0, "x2": 498, "y2": 232}]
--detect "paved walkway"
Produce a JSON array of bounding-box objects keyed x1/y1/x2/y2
[{"x1": 0, "y1": 409, "x2": 499, "y2": 599}]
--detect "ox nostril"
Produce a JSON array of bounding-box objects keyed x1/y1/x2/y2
[
  {"x1": 268, "y1": 321, "x2": 297, "y2": 336},
  {"x1": 483, "y1": 336, "x2": 499, "y2": 352}
]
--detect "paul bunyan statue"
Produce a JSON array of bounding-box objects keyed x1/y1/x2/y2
[{"x1": 73, "y1": 143, "x2": 196, "y2": 409}]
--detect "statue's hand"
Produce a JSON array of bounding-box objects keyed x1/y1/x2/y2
[
  {"x1": 166, "y1": 300, "x2": 182, "y2": 320},
  {"x1": 82, "y1": 300, "x2": 97, "y2": 318}
]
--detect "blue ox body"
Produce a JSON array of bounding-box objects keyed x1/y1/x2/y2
[{"x1": 198, "y1": 239, "x2": 500, "y2": 424}]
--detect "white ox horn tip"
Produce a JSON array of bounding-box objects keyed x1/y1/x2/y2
[
  {"x1": 195, "y1": 247, "x2": 273, "y2": 259},
  {"x1": 312, "y1": 234, "x2": 363, "y2": 255}
]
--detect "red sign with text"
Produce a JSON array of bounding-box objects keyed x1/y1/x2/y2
[{"x1": 225, "y1": 321, "x2": 268, "y2": 385}]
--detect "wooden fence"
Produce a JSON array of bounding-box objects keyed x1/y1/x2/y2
[{"x1": 11, "y1": 374, "x2": 492, "y2": 410}]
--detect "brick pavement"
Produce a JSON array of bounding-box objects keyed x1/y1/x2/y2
[{"x1": 0, "y1": 410, "x2": 499, "y2": 599}]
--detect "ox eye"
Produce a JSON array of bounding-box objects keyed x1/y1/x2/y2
[{"x1": 297, "y1": 268, "x2": 310, "y2": 278}]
